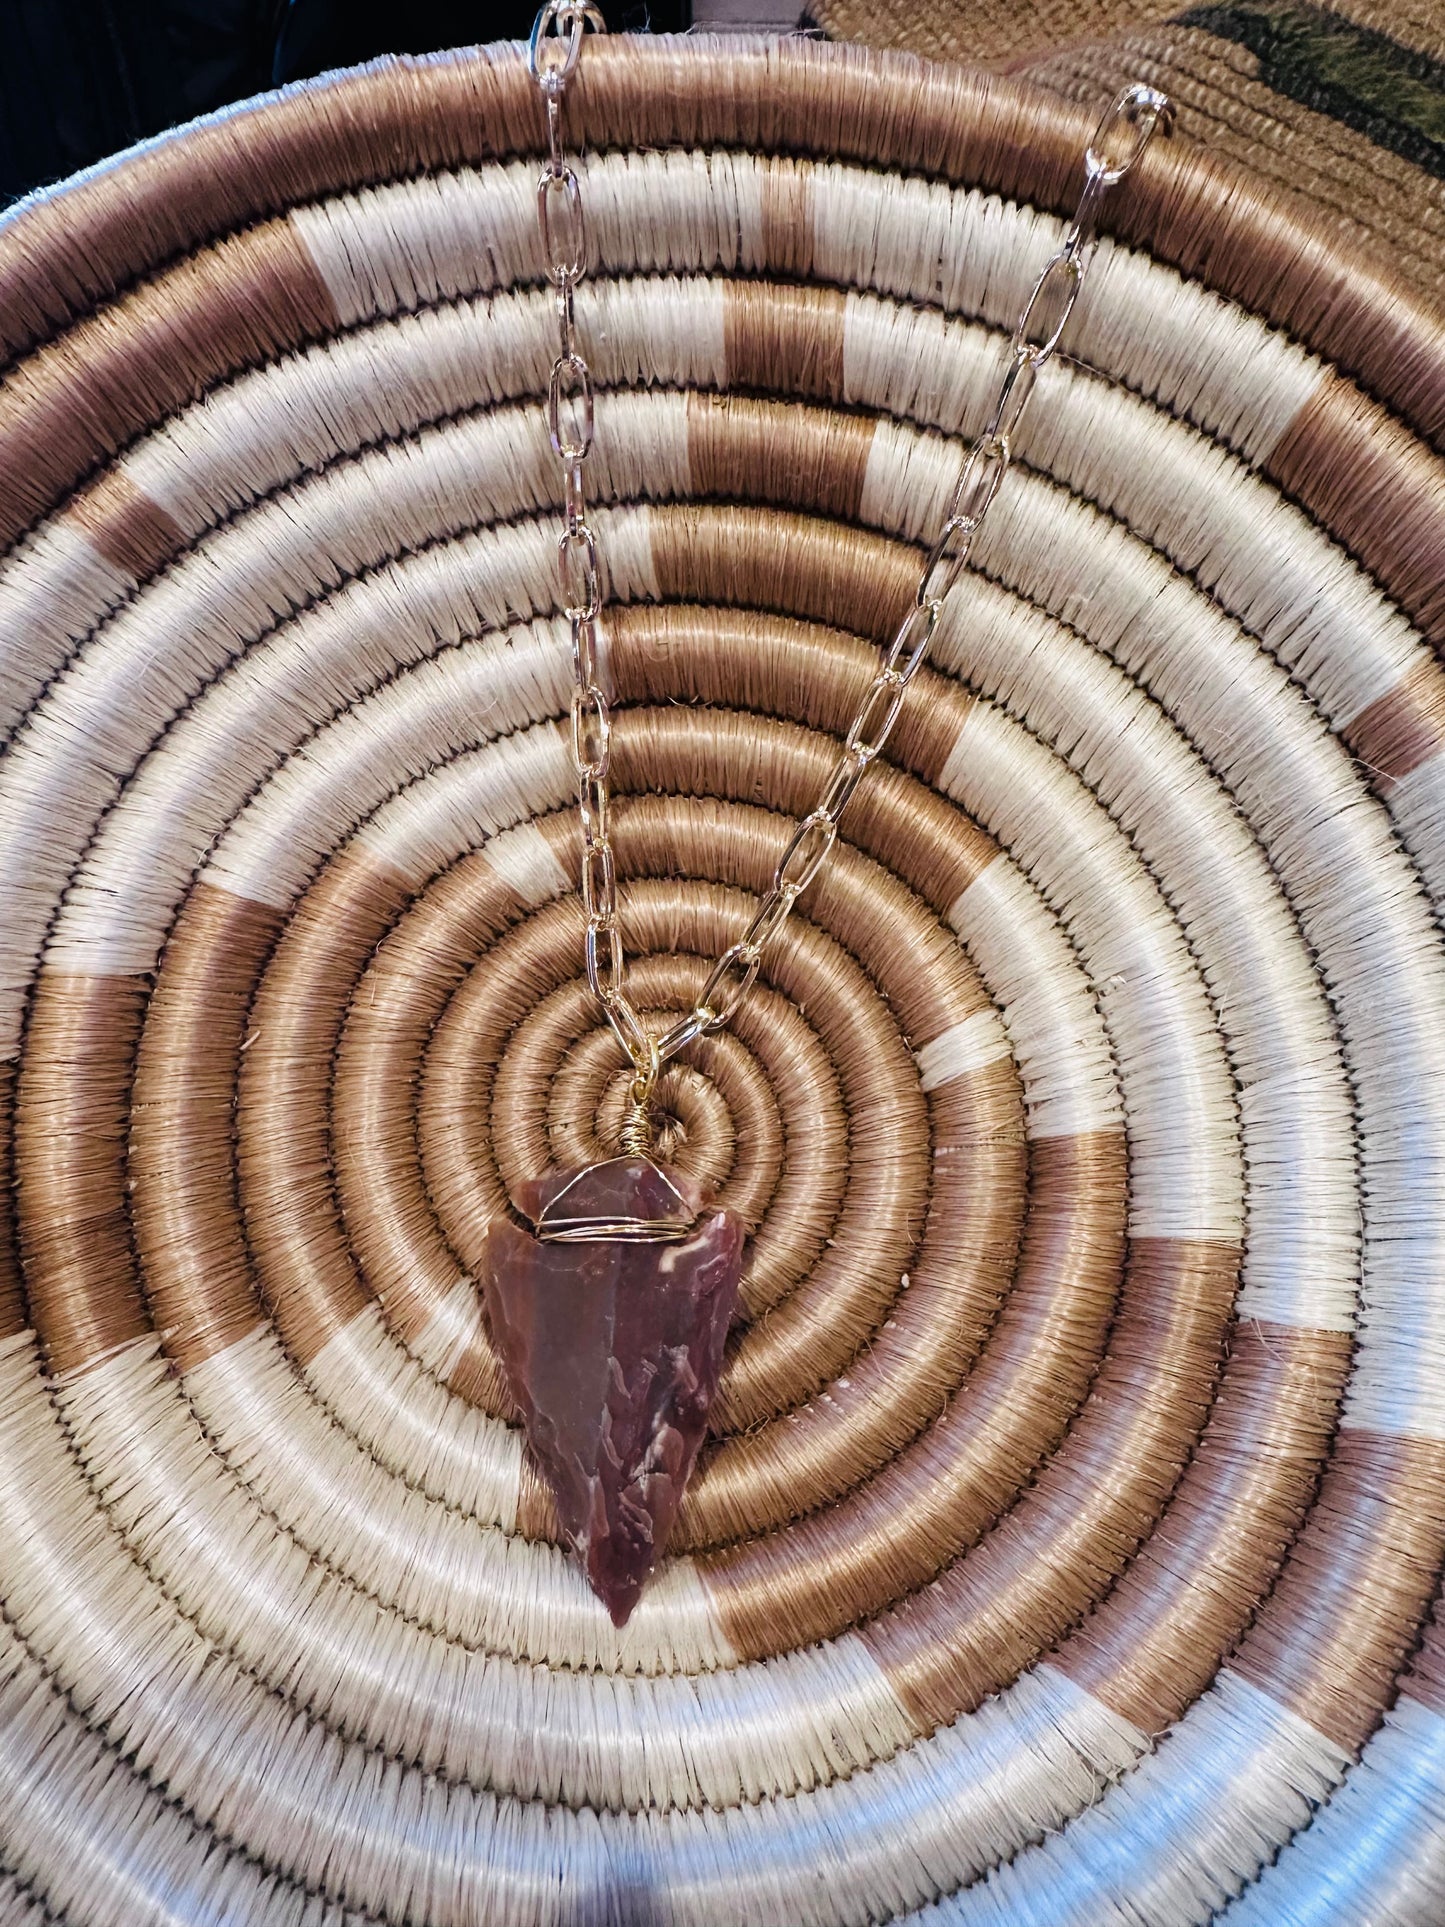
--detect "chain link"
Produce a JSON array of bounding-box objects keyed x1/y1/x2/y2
[
  {"x1": 530, "y1": 19, "x2": 1169, "y2": 1094},
  {"x1": 531, "y1": 1, "x2": 649, "y2": 1076}
]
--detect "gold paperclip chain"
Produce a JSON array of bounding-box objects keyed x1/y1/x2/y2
[{"x1": 530, "y1": 4, "x2": 1171, "y2": 1112}]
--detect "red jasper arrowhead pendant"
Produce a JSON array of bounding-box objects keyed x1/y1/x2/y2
[{"x1": 482, "y1": 1155, "x2": 743, "y2": 1625}]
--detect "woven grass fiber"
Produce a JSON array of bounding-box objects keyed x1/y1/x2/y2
[
  {"x1": 807, "y1": 0, "x2": 1445, "y2": 312},
  {"x1": 1, "y1": 28, "x2": 1444, "y2": 1927}
]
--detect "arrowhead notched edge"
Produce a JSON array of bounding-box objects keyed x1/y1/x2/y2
[{"x1": 482, "y1": 1170, "x2": 743, "y2": 1625}]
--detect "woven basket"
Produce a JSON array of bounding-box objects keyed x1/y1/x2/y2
[{"x1": 1, "y1": 30, "x2": 1444, "y2": 1925}]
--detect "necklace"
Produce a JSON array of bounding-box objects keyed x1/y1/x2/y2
[{"x1": 483, "y1": 2, "x2": 1171, "y2": 1624}]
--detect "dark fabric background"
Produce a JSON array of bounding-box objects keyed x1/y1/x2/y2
[{"x1": 0, "y1": 1, "x2": 685, "y2": 207}]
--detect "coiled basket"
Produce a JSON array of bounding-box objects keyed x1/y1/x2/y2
[{"x1": 1, "y1": 30, "x2": 1444, "y2": 1926}]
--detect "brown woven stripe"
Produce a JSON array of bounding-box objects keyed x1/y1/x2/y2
[
  {"x1": 649, "y1": 504, "x2": 920, "y2": 649},
  {"x1": 609, "y1": 603, "x2": 971, "y2": 795},
  {"x1": 1265, "y1": 369, "x2": 1445, "y2": 647},
  {"x1": 685, "y1": 390, "x2": 873, "y2": 523},
  {"x1": 608, "y1": 697, "x2": 994, "y2": 907},
  {"x1": 0, "y1": 217, "x2": 338, "y2": 553},
  {"x1": 516, "y1": 1457, "x2": 561, "y2": 1544},
  {"x1": 16, "y1": 975, "x2": 150, "y2": 1376},
  {"x1": 700, "y1": 1127, "x2": 1124, "y2": 1650},
  {"x1": 700, "y1": 1054, "x2": 1016, "y2": 1535},
  {"x1": 1057, "y1": 1320, "x2": 1353, "y2": 1735},
  {"x1": 333, "y1": 849, "x2": 534, "y2": 1364},
  {"x1": 710, "y1": 1050, "x2": 1009, "y2": 1438},
  {"x1": 237, "y1": 844, "x2": 413, "y2": 1369},
  {"x1": 1343, "y1": 657, "x2": 1445, "y2": 792},
  {"x1": 0, "y1": 1062, "x2": 22, "y2": 1340},
  {"x1": 860, "y1": 1234, "x2": 1240, "y2": 1730},
  {"x1": 723, "y1": 282, "x2": 848, "y2": 404},
  {"x1": 62, "y1": 469, "x2": 186, "y2": 584},
  {"x1": 1402, "y1": 1596, "x2": 1445, "y2": 1718},
  {"x1": 131, "y1": 883, "x2": 285, "y2": 1377},
  {"x1": 1232, "y1": 1428, "x2": 1445, "y2": 1754}
]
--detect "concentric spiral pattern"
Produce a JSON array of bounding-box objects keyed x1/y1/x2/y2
[{"x1": 1, "y1": 34, "x2": 1444, "y2": 1926}]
